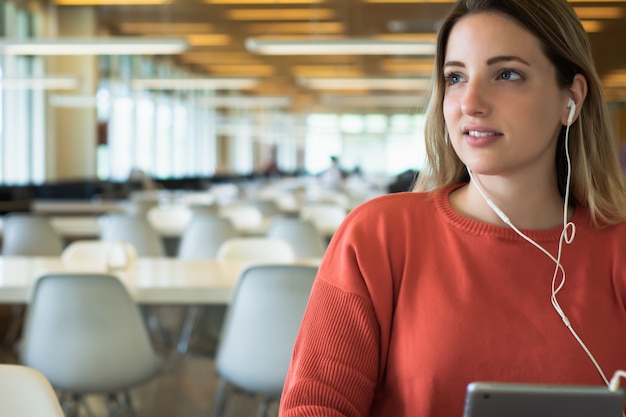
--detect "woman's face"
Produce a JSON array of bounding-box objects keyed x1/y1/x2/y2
[{"x1": 443, "y1": 12, "x2": 569, "y2": 180}]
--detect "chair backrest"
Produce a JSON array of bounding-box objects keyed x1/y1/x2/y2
[
  {"x1": 267, "y1": 217, "x2": 326, "y2": 258},
  {"x1": 2, "y1": 214, "x2": 64, "y2": 256},
  {"x1": 247, "y1": 199, "x2": 280, "y2": 217},
  {"x1": 99, "y1": 214, "x2": 165, "y2": 257},
  {"x1": 20, "y1": 273, "x2": 160, "y2": 393},
  {"x1": 61, "y1": 240, "x2": 137, "y2": 269},
  {"x1": 216, "y1": 237, "x2": 296, "y2": 263},
  {"x1": 299, "y1": 204, "x2": 347, "y2": 235},
  {"x1": 177, "y1": 214, "x2": 237, "y2": 260},
  {"x1": 146, "y1": 205, "x2": 193, "y2": 235},
  {"x1": 0, "y1": 364, "x2": 64, "y2": 417},
  {"x1": 215, "y1": 264, "x2": 317, "y2": 397},
  {"x1": 217, "y1": 204, "x2": 264, "y2": 232}
]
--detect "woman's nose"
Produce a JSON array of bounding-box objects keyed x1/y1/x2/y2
[{"x1": 460, "y1": 80, "x2": 491, "y2": 117}]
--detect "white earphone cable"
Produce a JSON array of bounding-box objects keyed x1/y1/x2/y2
[{"x1": 467, "y1": 115, "x2": 612, "y2": 387}]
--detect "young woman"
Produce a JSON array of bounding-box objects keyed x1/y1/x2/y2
[{"x1": 279, "y1": 1, "x2": 626, "y2": 416}]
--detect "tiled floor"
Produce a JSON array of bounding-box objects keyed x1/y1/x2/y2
[{"x1": 0, "y1": 306, "x2": 273, "y2": 417}]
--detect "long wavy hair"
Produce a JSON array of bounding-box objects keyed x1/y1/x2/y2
[{"x1": 414, "y1": 0, "x2": 626, "y2": 227}]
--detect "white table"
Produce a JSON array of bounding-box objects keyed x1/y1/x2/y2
[
  {"x1": 0, "y1": 256, "x2": 320, "y2": 305},
  {"x1": 1, "y1": 215, "x2": 271, "y2": 239},
  {"x1": 30, "y1": 200, "x2": 126, "y2": 215}
]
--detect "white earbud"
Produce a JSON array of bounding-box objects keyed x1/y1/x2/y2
[{"x1": 567, "y1": 98, "x2": 576, "y2": 126}]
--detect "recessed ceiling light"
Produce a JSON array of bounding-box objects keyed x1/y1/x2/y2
[
  {"x1": 247, "y1": 38, "x2": 436, "y2": 56},
  {"x1": 297, "y1": 77, "x2": 431, "y2": 90},
  {"x1": 0, "y1": 38, "x2": 188, "y2": 55},
  {"x1": 131, "y1": 77, "x2": 259, "y2": 90}
]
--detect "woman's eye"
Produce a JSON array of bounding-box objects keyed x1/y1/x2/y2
[
  {"x1": 499, "y1": 70, "x2": 522, "y2": 81},
  {"x1": 445, "y1": 73, "x2": 463, "y2": 85}
]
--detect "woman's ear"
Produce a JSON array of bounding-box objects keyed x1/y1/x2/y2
[{"x1": 563, "y1": 73, "x2": 588, "y2": 126}]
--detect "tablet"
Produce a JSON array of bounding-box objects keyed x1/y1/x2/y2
[{"x1": 463, "y1": 381, "x2": 625, "y2": 417}]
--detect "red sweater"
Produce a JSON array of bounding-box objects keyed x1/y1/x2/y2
[{"x1": 280, "y1": 185, "x2": 626, "y2": 417}]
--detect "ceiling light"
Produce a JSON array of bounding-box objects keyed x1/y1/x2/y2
[
  {"x1": 581, "y1": 20, "x2": 604, "y2": 32},
  {"x1": 118, "y1": 22, "x2": 214, "y2": 34},
  {"x1": 247, "y1": 38, "x2": 436, "y2": 55},
  {"x1": 375, "y1": 33, "x2": 437, "y2": 42},
  {"x1": 574, "y1": 7, "x2": 624, "y2": 19},
  {"x1": 0, "y1": 76, "x2": 79, "y2": 90},
  {"x1": 197, "y1": 95, "x2": 292, "y2": 108},
  {"x1": 228, "y1": 8, "x2": 335, "y2": 20},
  {"x1": 297, "y1": 77, "x2": 431, "y2": 90},
  {"x1": 291, "y1": 65, "x2": 362, "y2": 77},
  {"x1": 246, "y1": 22, "x2": 343, "y2": 34},
  {"x1": 182, "y1": 52, "x2": 260, "y2": 64},
  {"x1": 380, "y1": 58, "x2": 434, "y2": 74},
  {"x1": 204, "y1": 0, "x2": 325, "y2": 3},
  {"x1": 187, "y1": 34, "x2": 231, "y2": 46},
  {"x1": 205, "y1": 65, "x2": 276, "y2": 76},
  {"x1": 55, "y1": 0, "x2": 169, "y2": 4},
  {"x1": 0, "y1": 38, "x2": 188, "y2": 55},
  {"x1": 364, "y1": 0, "x2": 455, "y2": 3},
  {"x1": 602, "y1": 71, "x2": 626, "y2": 87},
  {"x1": 320, "y1": 94, "x2": 426, "y2": 108},
  {"x1": 247, "y1": 34, "x2": 342, "y2": 41},
  {"x1": 131, "y1": 77, "x2": 259, "y2": 90}
]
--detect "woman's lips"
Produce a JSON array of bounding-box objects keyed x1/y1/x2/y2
[{"x1": 464, "y1": 130, "x2": 503, "y2": 147}]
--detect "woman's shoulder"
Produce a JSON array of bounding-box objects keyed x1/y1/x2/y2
[
  {"x1": 338, "y1": 190, "x2": 442, "y2": 236},
  {"x1": 350, "y1": 190, "x2": 436, "y2": 216}
]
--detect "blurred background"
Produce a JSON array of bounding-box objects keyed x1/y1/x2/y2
[{"x1": 0, "y1": 0, "x2": 626, "y2": 191}]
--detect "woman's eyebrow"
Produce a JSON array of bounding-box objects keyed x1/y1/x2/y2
[
  {"x1": 486, "y1": 55, "x2": 531, "y2": 66},
  {"x1": 443, "y1": 56, "x2": 531, "y2": 70},
  {"x1": 443, "y1": 60, "x2": 464, "y2": 70}
]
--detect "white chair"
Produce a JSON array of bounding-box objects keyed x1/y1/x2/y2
[
  {"x1": 267, "y1": 216, "x2": 326, "y2": 258},
  {"x1": 176, "y1": 214, "x2": 237, "y2": 354},
  {"x1": 123, "y1": 198, "x2": 158, "y2": 217},
  {"x1": 218, "y1": 204, "x2": 265, "y2": 234},
  {"x1": 177, "y1": 214, "x2": 237, "y2": 261},
  {"x1": 0, "y1": 364, "x2": 64, "y2": 417},
  {"x1": 146, "y1": 205, "x2": 193, "y2": 235},
  {"x1": 247, "y1": 199, "x2": 280, "y2": 217},
  {"x1": 211, "y1": 264, "x2": 317, "y2": 417},
  {"x1": 299, "y1": 204, "x2": 347, "y2": 237},
  {"x1": 1, "y1": 214, "x2": 64, "y2": 256},
  {"x1": 209, "y1": 183, "x2": 240, "y2": 206},
  {"x1": 99, "y1": 213, "x2": 165, "y2": 257},
  {"x1": 216, "y1": 237, "x2": 296, "y2": 263},
  {"x1": 1, "y1": 214, "x2": 64, "y2": 347},
  {"x1": 20, "y1": 273, "x2": 161, "y2": 417},
  {"x1": 61, "y1": 240, "x2": 137, "y2": 270}
]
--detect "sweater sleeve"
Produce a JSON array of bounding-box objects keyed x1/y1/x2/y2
[{"x1": 279, "y1": 279, "x2": 381, "y2": 417}]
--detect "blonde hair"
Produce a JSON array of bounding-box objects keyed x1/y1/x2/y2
[{"x1": 414, "y1": 0, "x2": 626, "y2": 227}]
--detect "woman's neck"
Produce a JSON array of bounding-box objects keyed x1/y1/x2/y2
[{"x1": 449, "y1": 176, "x2": 570, "y2": 230}]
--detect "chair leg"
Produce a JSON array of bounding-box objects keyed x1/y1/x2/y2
[
  {"x1": 60, "y1": 393, "x2": 82, "y2": 417},
  {"x1": 257, "y1": 397, "x2": 279, "y2": 417},
  {"x1": 177, "y1": 305, "x2": 200, "y2": 354},
  {"x1": 256, "y1": 399, "x2": 269, "y2": 417},
  {"x1": 78, "y1": 396, "x2": 96, "y2": 417},
  {"x1": 210, "y1": 379, "x2": 230, "y2": 417},
  {"x1": 141, "y1": 305, "x2": 170, "y2": 355},
  {"x1": 122, "y1": 390, "x2": 138, "y2": 417},
  {"x1": 3, "y1": 304, "x2": 24, "y2": 347},
  {"x1": 106, "y1": 392, "x2": 138, "y2": 417}
]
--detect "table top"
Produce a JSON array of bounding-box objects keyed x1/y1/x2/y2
[
  {"x1": 0, "y1": 256, "x2": 321, "y2": 305},
  {"x1": 0, "y1": 215, "x2": 271, "y2": 239}
]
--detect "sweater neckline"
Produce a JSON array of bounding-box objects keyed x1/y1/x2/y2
[{"x1": 434, "y1": 183, "x2": 591, "y2": 242}]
